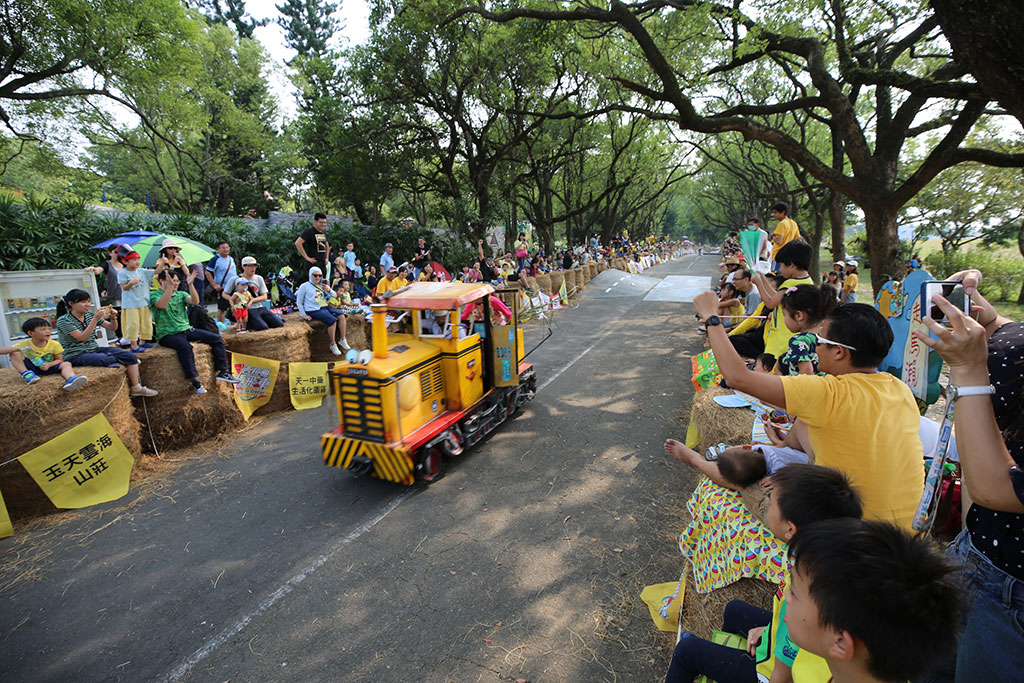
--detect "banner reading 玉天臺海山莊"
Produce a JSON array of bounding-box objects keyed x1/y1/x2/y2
[
  {"x1": 231, "y1": 353, "x2": 280, "y2": 420},
  {"x1": 289, "y1": 362, "x2": 329, "y2": 410},
  {"x1": 18, "y1": 413, "x2": 134, "y2": 509}
]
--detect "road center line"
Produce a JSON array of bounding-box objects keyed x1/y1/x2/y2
[{"x1": 163, "y1": 489, "x2": 415, "y2": 682}]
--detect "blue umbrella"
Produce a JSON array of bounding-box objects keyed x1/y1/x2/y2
[{"x1": 91, "y1": 230, "x2": 162, "y2": 249}]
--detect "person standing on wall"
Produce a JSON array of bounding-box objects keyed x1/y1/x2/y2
[
  {"x1": 769, "y1": 202, "x2": 801, "y2": 271},
  {"x1": 295, "y1": 212, "x2": 331, "y2": 276},
  {"x1": 412, "y1": 236, "x2": 431, "y2": 280},
  {"x1": 205, "y1": 240, "x2": 238, "y2": 325}
]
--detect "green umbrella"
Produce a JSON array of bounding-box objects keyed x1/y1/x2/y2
[{"x1": 130, "y1": 234, "x2": 217, "y2": 268}]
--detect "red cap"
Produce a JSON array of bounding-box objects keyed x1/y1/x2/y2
[{"x1": 121, "y1": 251, "x2": 141, "y2": 263}]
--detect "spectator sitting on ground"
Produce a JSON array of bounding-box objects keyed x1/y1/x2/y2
[
  {"x1": 665, "y1": 465, "x2": 863, "y2": 683},
  {"x1": 716, "y1": 282, "x2": 744, "y2": 320},
  {"x1": 731, "y1": 268, "x2": 760, "y2": 315},
  {"x1": 222, "y1": 256, "x2": 284, "y2": 332},
  {"x1": 55, "y1": 289, "x2": 158, "y2": 397},
  {"x1": 718, "y1": 256, "x2": 741, "y2": 288},
  {"x1": 728, "y1": 272, "x2": 788, "y2": 359},
  {"x1": 296, "y1": 267, "x2": 350, "y2": 355},
  {"x1": 151, "y1": 269, "x2": 239, "y2": 394},
  {"x1": 1, "y1": 317, "x2": 87, "y2": 390},
  {"x1": 784, "y1": 519, "x2": 965, "y2": 683},
  {"x1": 694, "y1": 290, "x2": 925, "y2": 529}
]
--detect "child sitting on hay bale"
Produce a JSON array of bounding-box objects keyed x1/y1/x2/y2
[
  {"x1": 56, "y1": 289, "x2": 158, "y2": 397},
  {"x1": 150, "y1": 269, "x2": 239, "y2": 395},
  {"x1": 666, "y1": 465, "x2": 863, "y2": 683},
  {"x1": 1, "y1": 317, "x2": 87, "y2": 390}
]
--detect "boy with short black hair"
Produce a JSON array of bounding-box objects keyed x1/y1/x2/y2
[
  {"x1": 784, "y1": 518, "x2": 965, "y2": 683},
  {"x1": 1, "y1": 317, "x2": 86, "y2": 390},
  {"x1": 665, "y1": 465, "x2": 862, "y2": 683}
]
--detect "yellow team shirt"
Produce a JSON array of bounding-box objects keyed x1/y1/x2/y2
[
  {"x1": 15, "y1": 338, "x2": 64, "y2": 365},
  {"x1": 376, "y1": 277, "x2": 402, "y2": 296},
  {"x1": 771, "y1": 217, "x2": 801, "y2": 258},
  {"x1": 764, "y1": 276, "x2": 813, "y2": 358},
  {"x1": 730, "y1": 301, "x2": 767, "y2": 337},
  {"x1": 780, "y1": 372, "x2": 924, "y2": 529},
  {"x1": 755, "y1": 569, "x2": 833, "y2": 682},
  {"x1": 842, "y1": 272, "x2": 859, "y2": 298}
]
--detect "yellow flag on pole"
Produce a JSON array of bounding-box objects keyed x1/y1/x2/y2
[
  {"x1": 289, "y1": 362, "x2": 330, "y2": 410},
  {"x1": 559, "y1": 278, "x2": 568, "y2": 301},
  {"x1": 0, "y1": 487, "x2": 12, "y2": 538},
  {"x1": 18, "y1": 413, "x2": 133, "y2": 509},
  {"x1": 231, "y1": 353, "x2": 281, "y2": 420}
]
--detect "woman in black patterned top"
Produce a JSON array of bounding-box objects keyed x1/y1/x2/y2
[{"x1": 913, "y1": 271, "x2": 1024, "y2": 683}]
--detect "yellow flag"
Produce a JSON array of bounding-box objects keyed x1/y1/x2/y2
[
  {"x1": 231, "y1": 352, "x2": 281, "y2": 420},
  {"x1": 18, "y1": 413, "x2": 133, "y2": 509},
  {"x1": 559, "y1": 278, "x2": 568, "y2": 301},
  {"x1": 289, "y1": 362, "x2": 330, "y2": 410},
  {"x1": 0, "y1": 487, "x2": 12, "y2": 539}
]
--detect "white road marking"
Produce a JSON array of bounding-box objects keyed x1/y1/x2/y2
[
  {"x1": 163, "y1": 490, "x2": 414, "y2": 682},
  {"x1": 537, "y1": 322, "x2": 621, "y2": 393},
  {"x1": 605, "y1": 288, "x2": 611, "y2": 293}
]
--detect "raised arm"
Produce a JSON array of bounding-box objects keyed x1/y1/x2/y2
[{"x1": 916, "y1": 296, "x2": 1024, "y2": 514}]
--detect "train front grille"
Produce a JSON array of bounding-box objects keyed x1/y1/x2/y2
[{"x1": 335, "y1": 373, "x2": 386, "y2": 443}]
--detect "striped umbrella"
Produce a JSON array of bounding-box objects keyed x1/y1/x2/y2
[{"x1": 129, "y1": 234, "x2": 217, "y2": 268}]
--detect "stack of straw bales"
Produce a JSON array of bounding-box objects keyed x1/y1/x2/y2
[
  {"x1": 690, "y1": 385, "x2": 756, "y2": 455},
  {"x1": 309, "y1": 314, "x2": 371, "y2": 362},
  {"x1": 0, "y1": 366, "x2": 141, "y2": 520},
  {"x1": 225, "y1": 321, "x2": 312, "y2": 414},
  {"x1": 136, "y1": 345, "x2": 241, "y2": 451},
  {"x1": 533, "y1": 273, "x2": 553, "y2": 296}
]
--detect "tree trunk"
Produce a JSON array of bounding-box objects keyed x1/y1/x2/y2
[
  {"x1": 828, "y1": 190, "x2": 846, "y2": 262},
  {"x1": 862, "y1": 208, "x2": 904, "y2": 294},
  {"x1": 808, "y1": 209, "x2": 826, "y2": 285}
]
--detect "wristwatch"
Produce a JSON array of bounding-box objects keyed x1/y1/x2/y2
[
  {"x1": 948, "y1": 384, "x2": 995, "y2": 401},
  {"x1": 705, "y1": 315, "x2": 723, "y2": 327}
]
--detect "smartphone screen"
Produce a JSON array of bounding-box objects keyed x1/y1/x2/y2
[{"x1": 921, "y1": 281, "x2": 970, "y2": 321}]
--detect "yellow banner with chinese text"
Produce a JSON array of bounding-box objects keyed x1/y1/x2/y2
[
  {"x1": 231, "y1": 353, "x2": 280, "y2": 420},
  {"x1": 289, "y1": 362, "x2": 329, "y2": 410},
  {"x1": 19, "y1": 413, "x2": 133, "y2": 509}
]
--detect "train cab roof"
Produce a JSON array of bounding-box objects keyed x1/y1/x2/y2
[{"x1": 383, "y1": 282, "x2": 496, "y2": 310}]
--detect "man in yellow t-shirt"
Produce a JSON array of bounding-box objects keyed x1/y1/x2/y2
[
  {"x1": 694, "y1": 292, "x2": 924, "y2": 529},
  {"x1": 375, "y1": 267, "x2": 404, "y2": 297},
  {"x1": 770, "y1": 201, "x2": 801, "y2": 263}
]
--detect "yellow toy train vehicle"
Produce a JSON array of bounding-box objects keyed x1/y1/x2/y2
[{"x1": 320, "y1": 282, "x2": 536, "y2": 484}]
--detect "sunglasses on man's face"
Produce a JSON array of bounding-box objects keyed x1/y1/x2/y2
[{"x1": 814, "y1": 334, "x2": 857, "y2": 351}]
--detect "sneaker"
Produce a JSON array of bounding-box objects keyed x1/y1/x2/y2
[
  {"x1": 140, "y1": 342, "x2": 154, "y2": 349},
  {"x1": 62, "y1": 375, "x2": 88, "y2": 392},
  {"x1": 329, "y1": 342, "x2": 343, "y2": 356},
  {"x1": 216, "y1": 371, "x2": 240, "y2": 384},
  {"x1": 130, "y1": 384, "x2": 159, "y2": 397},
  {"x1": 194, "y1": 384, "x2": 208, "y2": 396},
  {"x1": 22, "y1": 371, "x2": 41, "y2": 385},
  {"x1": 237, "y1": 329, "x2": 248, "y2": 334},
  {"x1": 339, "y1": 339, "x2": 351, "y2": 351},
  {"x1": 119, "y1": 338, "x2": 132, "y2": 348}
]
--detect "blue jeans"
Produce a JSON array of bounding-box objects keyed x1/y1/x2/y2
[
  {"x1": 664, "y1": 600, "x2": 767, "y2": 683},
  {"x1": 306, "y1": 307, "x2": 343, "y2": 327},
  {"x1": 247, "y1": 307, "x2": 283, "y2": 332},
  {"x1": 916, "y1": 529, "x2": 1024, "y2": 683},
  {"x1": 158, "y1": 328, "x2": 228, "y2": 380},
  {"x1": 69, "y1": 346, "x2": 139, "y2": 368}
]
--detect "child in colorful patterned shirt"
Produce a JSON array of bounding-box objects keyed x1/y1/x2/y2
[{"x1": 775, "y1": 284, "x2": 838, "y2": 375}]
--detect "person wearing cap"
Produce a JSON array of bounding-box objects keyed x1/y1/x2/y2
[
  {"x1": 154, "y1": 238, "x2": 189, "y2": 291},
  {"x1": 229, "y1": 277, "x2": 253, "y2": 333},
  {"x1": 116, "y1": 249, "x2": 154, "y2": 353},
  {"x1": 223, "y1": 256, "x2": 283, "y2": 332},
  {"x1": 840, "y1": 260, "x2": 860, "y2": 304},
  {"x1": 379, "y1": 242, "x2": 395, "y2": 273},
  {"x1": 205, "y1": 240, "x2": 238, "y2": 324},
  {"x1": 296, "y1": 267, "x2": 350, "y2": 355},
  {"x1": 719, "y1": 255, "x2": 741, "y2": 287},
  {"x1": 375, "y1": 266, "x2": 404, "y2": 297}
]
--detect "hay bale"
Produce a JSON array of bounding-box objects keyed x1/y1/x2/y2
[
  {"x1": 520, "y1": 276, "x2": 538, "y2": 292},
  {"x1": 0, "y1": 365, "x2": 142, "y2": 521},
  {"x1": 224, "y1": 318, "x2": 313, "y2": 415},
  {"x1": 581, "y1": 265, "x2": 593, "y2": 285},
  {"x1": 548, "y1": 271, "x2": 565, "y2": 297},
  {"x1": 597, "y1": 263, "x2": 609, "y2": 272},
  {"x1": 533, "y1": 273, "x2": 553, "y2": 295},
  {"x1": 570, "y1": 268, "x2": 583, "y2": 292},
  {"x1": 690, "y1": 385, "x2": 755, "y2": 455},
  {"x1": 136, "y1": 345, "x2": 242, "y2": 452},
  {"x1": 588, "y1": 262, "x2": 599, "y2": 279},
  {"x1": 309, "y1": 314, "x2": 372, "y2": 362}
]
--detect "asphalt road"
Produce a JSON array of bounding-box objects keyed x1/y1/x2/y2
[{"x1": 0, "y1": 254, "x2": 719, "y2": 683}]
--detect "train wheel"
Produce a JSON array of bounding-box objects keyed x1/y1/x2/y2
[{"x1": 416, "y1": 446, "x2": 444, "y2": 484}]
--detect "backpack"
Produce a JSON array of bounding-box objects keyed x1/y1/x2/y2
[{"x1": 188, "y1": 304, "x2": 221, "y2": 335}]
